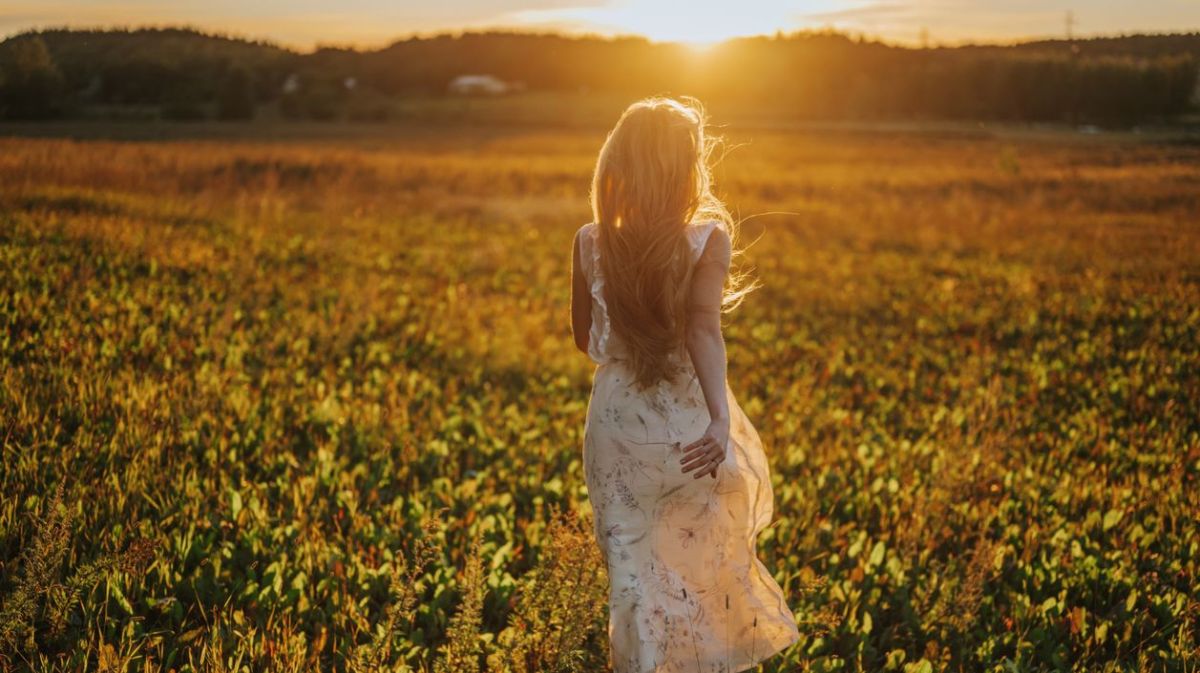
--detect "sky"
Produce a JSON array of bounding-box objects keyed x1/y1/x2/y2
[{"x1": 2, "y1": 0, "x2": 1197, "y2": 50}]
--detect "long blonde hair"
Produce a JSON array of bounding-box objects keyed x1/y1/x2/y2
[{"x1": 590, "y1": 95, "x2": 755, "y2": 390}]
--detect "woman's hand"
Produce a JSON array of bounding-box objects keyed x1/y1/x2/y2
[{"x1": 679, "y1": 416, "x2": 730, "y2": 479}]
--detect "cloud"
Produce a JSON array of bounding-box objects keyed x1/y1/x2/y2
[
  {"x1": 804, "y1": 2, "x2": 919, "y2": 23},
  {"x1": 798, "y1": 0, "x2": 1087, "y2": 43},
  {"x1": 0, "y1": 0, "x2": 614, "y2": 48}
]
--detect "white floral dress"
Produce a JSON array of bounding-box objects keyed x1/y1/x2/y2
[{"x1": 579, "y1": 220, "x2": 801, "y2": 673}]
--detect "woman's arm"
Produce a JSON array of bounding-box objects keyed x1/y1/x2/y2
[
  {"x1": 679, "y1": 227, "x2": 733, "y2": 480},
  {"x1": 570, "y1": 226, "x2": 591, "y2": 354}
]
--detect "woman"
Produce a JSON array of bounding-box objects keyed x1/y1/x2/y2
[{"x1": 570, "y1": 95, "x2": 801, "y2": 672}]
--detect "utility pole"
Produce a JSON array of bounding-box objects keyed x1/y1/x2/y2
[
  {"x1": 1065, "y1": 9, "x2": 1080, "y2": 126},
  {"x1": 920, "y1": 26, "x2": 930, "y2": 49}
]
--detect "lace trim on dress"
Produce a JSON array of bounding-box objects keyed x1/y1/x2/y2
[
  {"x1": 586, "y1": 223, "x2": 614, "y2": 363},
  {"x1": 690, "y1": 220, "x2": 719, "y2": 267}
]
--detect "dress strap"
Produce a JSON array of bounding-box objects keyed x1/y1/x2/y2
[{"x1": 689, "y1": 220, "x2": 720, "y2": 264}]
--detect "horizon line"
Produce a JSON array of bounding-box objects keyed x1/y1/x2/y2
[{"x1": 5, "y1": 21, "x2": 1199, "y2": 55}]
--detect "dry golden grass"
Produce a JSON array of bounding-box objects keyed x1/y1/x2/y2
[{"x1": 0, "y1": 125, "x2": 1197, "y2": 672}]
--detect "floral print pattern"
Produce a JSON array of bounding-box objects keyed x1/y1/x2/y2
[{"x1": 579, "y1": 221, "x2": 802, "y2": 672}]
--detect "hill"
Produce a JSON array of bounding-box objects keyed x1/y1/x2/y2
[{"x1": 1, "y1": 26, "x2": 1197, "y2": 125}]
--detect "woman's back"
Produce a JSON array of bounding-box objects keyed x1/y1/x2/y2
[{"x1": 577, "y1": 219, "x2": 722, "y2": 368}]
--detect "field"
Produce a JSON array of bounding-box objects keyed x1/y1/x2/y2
[{"x1": 1, "y1": 122, "x2": 1198, "y2": 672}]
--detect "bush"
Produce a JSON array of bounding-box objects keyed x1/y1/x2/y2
[
  {"x1": 217, "y1": 67, "x2": 255, "y2": 120},
  {"x1": 303, "y1": 86, "x2": 342, "y2": 121},
  {"x1": 0, "y1": 36, "x2": 64, "y2": 119},
  {"x1": 161, "y1": 99, "x2": 207, "y2": 121}
]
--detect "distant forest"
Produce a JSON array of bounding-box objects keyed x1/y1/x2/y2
[{"x1": 1, "y1": 27, "x2": 1198, "y2": 126}]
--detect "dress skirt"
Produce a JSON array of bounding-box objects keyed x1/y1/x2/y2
[{"x1": 582, "y1": 359, "x2": 801, "y2": 673}]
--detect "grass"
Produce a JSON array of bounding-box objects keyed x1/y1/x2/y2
[{"x1": 0, "y1": 123, "x2": 1197, "y2": 672}]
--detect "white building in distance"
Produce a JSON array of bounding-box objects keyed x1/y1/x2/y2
[{"x1": 448, "y1": 74, "x2": 510, "y2": 95}]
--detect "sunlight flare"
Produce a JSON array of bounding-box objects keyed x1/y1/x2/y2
[{"x1": 508, "y1": 0, "x2": 815, "y2": 47}]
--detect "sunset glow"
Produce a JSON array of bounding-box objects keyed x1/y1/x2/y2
[
  {"x1": 1, "y1": 0, "x2": 1197, "y2": 50},
  {"x1": 507, "y1": 0, "x2": 809, "y2": 48}
]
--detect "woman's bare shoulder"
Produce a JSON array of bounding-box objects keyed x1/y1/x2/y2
[
  {"x1": 573, "y1": 222, "x2": 596, "y2": 266},
  {"x1": 698, "y1": 224, "x2": 731, "y2": 269}
]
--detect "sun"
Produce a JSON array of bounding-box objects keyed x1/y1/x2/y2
[
  {"x1": 609, "y1": 5, "x2": 769, "y2": 46},
  {"x1": 508, "y1": 0, "x2": 803, "y2": 47}
]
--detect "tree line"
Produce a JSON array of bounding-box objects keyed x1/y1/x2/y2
[{"x1": 1, "y1": 27, "x2": 1197, "y2": 125}]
